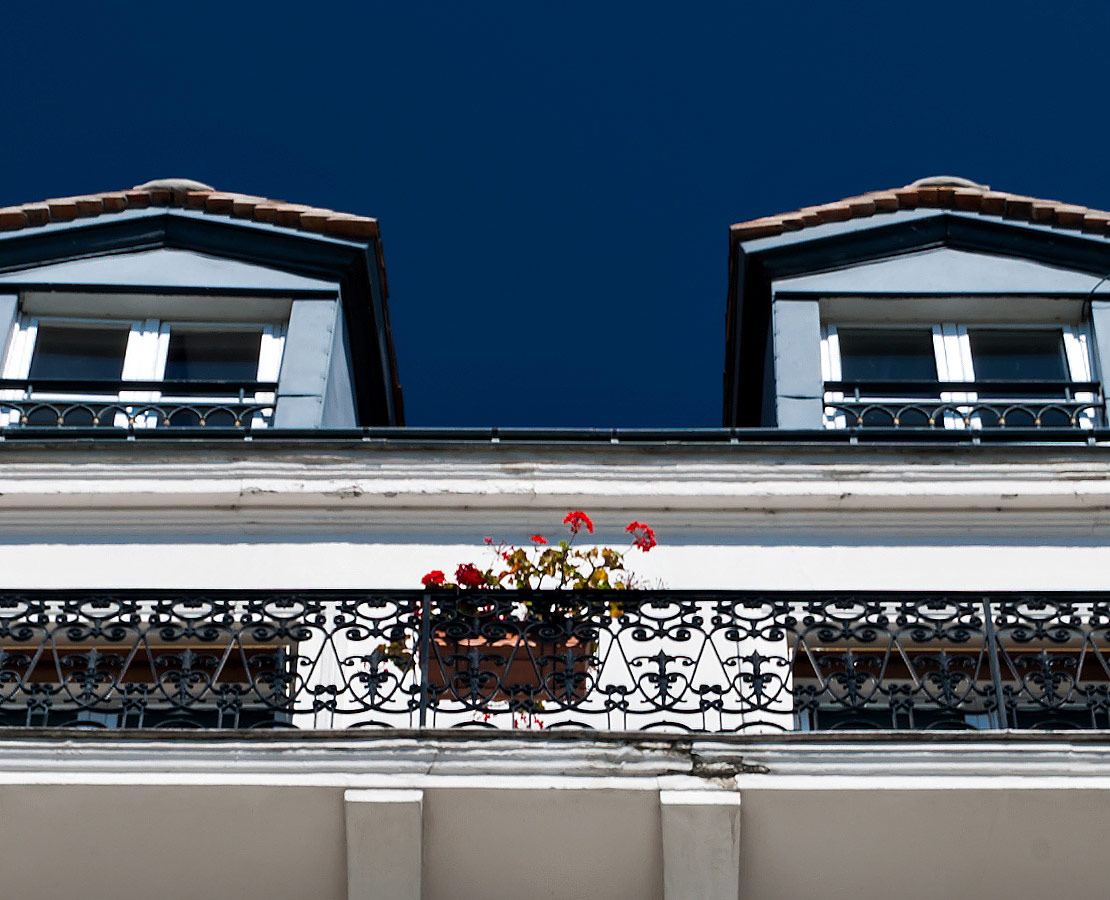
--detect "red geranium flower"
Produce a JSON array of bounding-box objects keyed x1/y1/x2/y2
[
  {"x1": 530, "y1": 534, "x2": 547, "y2": 544},
  {"x1": 421, "y1": 570, "x2": 446, "y2": 587},
  {"x1": 455, "y1": 563, "x2": 485, "y2": 588},
  {"x1": 625, "y1": 521, "x2": 656, "y2": 552},
  {"x1": 563, "y1": 510, "x2": 594, "y2": 535}
]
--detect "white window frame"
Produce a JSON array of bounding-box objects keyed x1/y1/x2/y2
[
  {"x1": 821, "y1": 323, "x2": 1095, "y2": 430},
  {"x1": 0, "y1": 316, "x2": 286, "y2": 429}
]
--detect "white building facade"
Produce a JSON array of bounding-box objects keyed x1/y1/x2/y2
[{"x1": 0, "y1": 176, "x2": 1108, "y2": 899}]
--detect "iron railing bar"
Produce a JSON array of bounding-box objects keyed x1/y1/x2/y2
[
  {"x1": 0, "y1": 378, "x2": 279, "y2": 392},
  {"x1": 418, "y1": 591, "x2": 432, "y2": 728},
  {"x1": 825, "y1": 380, "x2": 1100, "y2": 392},
  {"x1": 982, "y1": 597, "x2": 1009, "y2": 730}
]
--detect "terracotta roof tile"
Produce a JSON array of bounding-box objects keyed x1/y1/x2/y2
[
  {"x1": 46, "y1": 199, "x2": 79, "y2": 222},
  {"x1": 815, "y1": 205, "x2": 852, "y2": 223},
  {"x1": 1082, "y1": 212, "x2": 1110, "y2": 234},
  {"x1": 870, "y1": 193, "x2": 900, "y2": 212},
  {"x1": 123, "y1": 190, "x2": 151, "y2": 208},
  {"x1": 952, "y1": 189, "x2": 983, "y2": 212},
  {"x1": 731, "y1": 176, "x2": 1110, "y2": 242},
  {"x1": 915, "y1": 186, "x2": 941, "y2": 207},
  {"x1": 1054, "y1": 205, "x2": 1087, "y2": 229},
  {"x1": 846, "y1": 198, "x2": 876, "y2": 217},
  {"x1": 1030, "y1": 201, "x2": 1057, "y2": 223},
  {"x1": 21, "y1": 204, "x2": 50, "y2": 226},
  {"x1": 892, "y1": 188, "x2": 920, "y2": 210},
  {"x1": 100, "y1": 193, "x2": 128, "y2": 213},
  {"x1": 0, "y1": 179, "x2": 379, "y2": 242},
  {"x1": 0, "y1": 208, "x2": 28, "y2": 231},
  {"x1": 1003, "y1": 196, "x2": 1034, "y2": 219}
]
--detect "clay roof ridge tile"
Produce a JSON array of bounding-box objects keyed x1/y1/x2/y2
[{"x1": 0, "y1": 185, "x2": 377, "y2": 241}]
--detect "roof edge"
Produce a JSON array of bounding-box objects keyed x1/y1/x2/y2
[
  {"x1": 730, "y1": 180, "x2": 1110, "y2": 242},
  {"x1": 0, "y1": 186, "x2": 380, "y2": 243}
]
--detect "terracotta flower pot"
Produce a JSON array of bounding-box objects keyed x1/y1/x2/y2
[{"x1": 427, "y1": 620, "x2": 593, "y2": 703}]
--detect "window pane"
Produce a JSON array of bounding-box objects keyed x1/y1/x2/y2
[
  {"x1": 967, "y1": 329, "x2": 1068, "y2": 381},
  {"x1": 837, "y1": 330, "x2": 937, "y2": 381},
  {"x1": 164, "y1": 330, "x2": 263, "y2": 381},
  {"x1": 28, "y1": 325, "x2": 129, "y2": 380}
]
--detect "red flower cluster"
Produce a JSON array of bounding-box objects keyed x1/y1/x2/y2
[
  {"x1": 625, "y1": 521, "x2": 657, "y2": 552},
  {"x1": 417, "y1": 510, "x2": 655, "y2": 590},
  {"x1": 563, "y1": 510, "x2": 594, "y2": 535},
  {"x1": 455, "y1": 563, "x2": 485, "y2": 588},
  {"x1": 421, "y1": 570, "x2": 446, "y2": 588}
]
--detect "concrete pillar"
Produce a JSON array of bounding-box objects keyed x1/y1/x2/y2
[
  {"x1": 660, "y1": 789, "x2": 741, "y2": 900},
  {"x1": 772, "y1": 297, "x2": 823, "y2": 428},
  {"x1": 344, "y1": 788, "x2": 424, "y2": 900}
]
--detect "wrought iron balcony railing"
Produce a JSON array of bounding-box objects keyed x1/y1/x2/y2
[
  {"x1": 2, "y1": 590, "x2": 1109, "y2": 732},
  {"x1": 823, "y1": 380, "x2": 1103, "y2": 430},
  {"x1": 0, "y1": 378, "x2": 278, "y2": 430}
]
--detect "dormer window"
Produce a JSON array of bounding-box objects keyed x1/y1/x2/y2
[
  {"x1": 28, "y1": 324, "x2": 131, "y2": 380},
  {"x1": 822, "y1": 323, "x2": 1098, "y2": 429},
  {"x1": 1, "y1": 315, "x2": 285, "y2": 429},
  {"x1": 164, "y1": 328, "x2": 266, "y2": 381}
]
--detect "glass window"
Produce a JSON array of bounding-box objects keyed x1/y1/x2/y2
[
  {"x1": 27, "y1": 325, "x2": 129, "y2": 380},
  {"x1": 163, "y1": 329, "x2": 263, "y2": 381},
  {"x1": 837, "y1": 329, "x2": 937, "y2": 381},
  {"x1": 967, "y1": 329, "x2": 1068, "y2": 381}
]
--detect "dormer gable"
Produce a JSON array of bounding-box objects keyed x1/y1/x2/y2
[
  {"x1": 0, "y1": 180, "x2": 402, "y2": 430},
  {"x1": 725, "y1": 177, "x2": 1110, "y2": 431}
]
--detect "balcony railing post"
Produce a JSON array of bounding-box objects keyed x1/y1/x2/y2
[
  {"x1": 982, "y1": 597, "x2": 1009, "y2": 730},
  {"x1": 417, "y1": 591, "x2": 432, "y2": 727}
]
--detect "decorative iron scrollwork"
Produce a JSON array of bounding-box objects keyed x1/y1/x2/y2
[{"x1": 0, "y1": 590, "x2": 1107, "y2": 732}]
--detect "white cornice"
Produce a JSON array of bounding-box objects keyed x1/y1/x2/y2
[
  {"x1": 1, "y1": 732, "x2": 1109, "y2": 789},
  {"x1": 0, "y1": 444, "x2": 1108, "y2": 515}
]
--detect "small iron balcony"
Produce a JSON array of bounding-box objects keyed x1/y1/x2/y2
[
  {"x1": 0, "y1": 378, "x2": 278, "y2": 430},
  {"x1": 823, "y1": 380, "x2": 1103, "y2": 430},
  {"x1": 1, "y1": 590, "x2": 1109, "y2": 732}
]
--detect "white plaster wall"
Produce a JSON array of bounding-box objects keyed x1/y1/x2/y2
[
  {"x1": 423, "y1": 788, "x2": 663, "y2": 900},
  {"x1": 0, "y1": 784, "x2": 348, "y2": 900},
  {"x1": 0, "y1": 444, "x2": 1108, "y2": 590},
  {"x1": 0, "y1": 737, "x2": 1109, "y2": 900},
  {"x1": 739, "y1": 787, "x2": 1110, "y2": 900},
  {"x1": 5, "y1": 534, "x2": 1110, "y2": 591}
]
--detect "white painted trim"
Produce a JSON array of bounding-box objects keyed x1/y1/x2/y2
[
  {"x1": 4, "y1": 447, "x2": 1110, "y2": 513},
  {"x1": 0, "y1": 736, "x2": 1107, "y2": 785},
  {"x1": 660, "y1": 789, "x2": 741, "y2": 805}
]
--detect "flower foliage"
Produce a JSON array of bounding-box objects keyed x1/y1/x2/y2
[{"x1": 419, "y1": 510, "x2": 654, "y2": 591}]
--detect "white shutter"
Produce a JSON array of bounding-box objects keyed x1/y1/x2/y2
[
  {"x1": 251, "y1": 324, "x2": 285, "y2": 428},
  {"x1": 1063, "y1": 326, "x2": 1096, "y2": 429},
  {"x1": 820, "y1": 326, "x2": 844, "y2": 429},
  {"x1": 119, "y1": 319, "x2": 162, "y2": 428},
  {"x1": 0, "y1": 317, "x2": 35, "y2": 426}
]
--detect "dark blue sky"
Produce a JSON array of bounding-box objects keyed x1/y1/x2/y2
[{"x1": 2, "y1": 2, "x2": 1108, "y2": 426}]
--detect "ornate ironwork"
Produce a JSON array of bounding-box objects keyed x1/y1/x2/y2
[
  {"x1": 0, "y1": 378, "x2": 277, "y2": 430},
  {"x1": 1, "y1": 590, "x2": 1109, "y2": 731},
  {"x1": 823, "y1": 380, "x2": 1102, "y2": 430}
]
